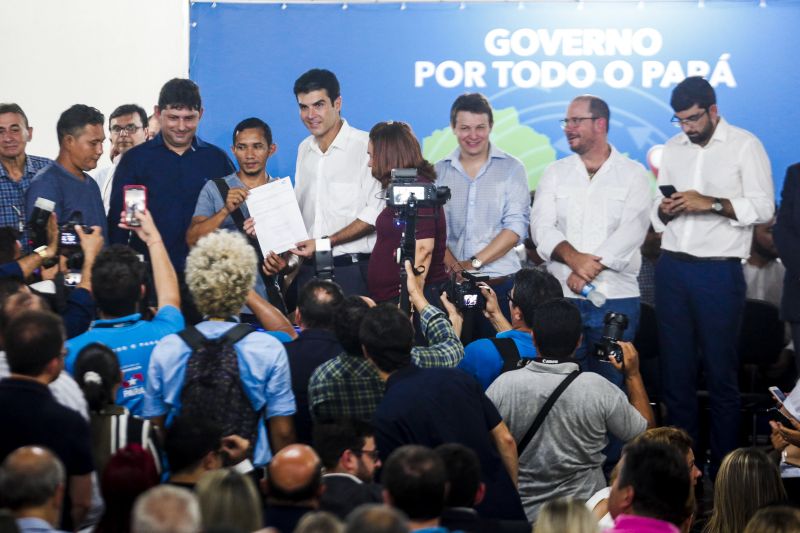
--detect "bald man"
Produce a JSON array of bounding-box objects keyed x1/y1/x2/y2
[
  {"x1": 264, "y1": 444, "x2": 324, "y2": 532},
  {"x1": 0, "y1": 446, "x2": 67, "y2": 533}
]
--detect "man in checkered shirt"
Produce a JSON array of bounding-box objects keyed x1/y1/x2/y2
[{"x1": 0, "y1": 104, "x2": 52, "y2": 253}]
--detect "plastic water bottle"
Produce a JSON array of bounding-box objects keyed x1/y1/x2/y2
[{"x1": 581, "y1": 283, "x2": 607, "y2": 308}]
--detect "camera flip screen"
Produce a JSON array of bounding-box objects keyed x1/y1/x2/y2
[{"x1": 392, "y1": 186, "x2": 426, "y2": 205}]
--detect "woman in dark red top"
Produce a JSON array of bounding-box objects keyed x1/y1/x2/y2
[{"x1": 366, "y1": 121, "x2": 448, "y2": 305}]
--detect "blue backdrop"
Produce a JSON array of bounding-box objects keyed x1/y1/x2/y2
[{"x1": 190, "y1": 1, "x2": 800, "y2": 196}]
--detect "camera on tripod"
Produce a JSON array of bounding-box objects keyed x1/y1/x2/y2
[
  {"x1": 593, "y1": 311, "x2": 629, "y2": 363},
  {"x1": 446, "y1": 270, "x2": 489, "y2": 311},
  {"x1": 386, "y1": 169, "x2": 451, "y2": 208}
]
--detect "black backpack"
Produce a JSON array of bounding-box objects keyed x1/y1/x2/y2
[{"x1": 178, "y1": 324, "x2": 262, "y2": 449}]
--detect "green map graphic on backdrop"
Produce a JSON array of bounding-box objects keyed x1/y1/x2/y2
[{"x1": 422, "y1": 107, "x2": 557, "y2": 191}]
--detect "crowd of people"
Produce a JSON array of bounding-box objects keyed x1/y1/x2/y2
[{"x1": 0, "y1": 68, "x2": 798, "y2": 533}]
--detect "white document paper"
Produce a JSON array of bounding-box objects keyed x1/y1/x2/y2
[
  {"x1": 246, "y1": 178, "x2": 309, "y2": 255},
  {"x1": 785, "y1": 384, "x2": 800, "y2": 421}
]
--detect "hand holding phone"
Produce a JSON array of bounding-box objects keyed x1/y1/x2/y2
[
  {"x1": 124, "y1": 185, "x2": 147, "y2": 227},
  {"x1": 770, "y1": 386, "x2": 787, "y2": 404}
]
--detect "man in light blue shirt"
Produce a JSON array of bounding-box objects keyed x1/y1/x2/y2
[
  {"x1": 143, "y1": 230, "x2": 296, "y2": 466},
  {"x1": 459, "y1": 267, "x2": 562, "y2": 390},
  {"x1": 435, "y1": 93, "x2": 530, "y2": 340}
]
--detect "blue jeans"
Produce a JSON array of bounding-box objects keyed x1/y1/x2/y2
[
  {"x1": 655, "y1": 253, "x2": 744, "y2": 477},
  {"x1": 569, "y1": 296, "x2": 641, "y2": 389}
]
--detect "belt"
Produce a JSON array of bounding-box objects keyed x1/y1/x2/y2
[
  {"x1": 308, "y1": 253, "x2": 371, "y2": 267},
  {"x1": 663, "y1": 250, "x2": 740, "y2": 263}
]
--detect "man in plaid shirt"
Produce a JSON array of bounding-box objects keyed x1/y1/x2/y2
[
  {"x1": 0, "y1": 104, "x2": 52, "y2": 253},
  {"x1": 309, "y1": 262, "x2": 463, "y2": 422}
]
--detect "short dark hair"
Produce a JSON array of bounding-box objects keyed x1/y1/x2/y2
[
  {"x1": 109, "y1": 104, "x2": 148, "y2": 130},
  {"x1": 298, "y1": 279, "x2": 344, "y2": 330},
  {"x1": 435, "y1": 443, "x2": 481, "y2": 508},
  {"x1": 334, "y1": 296, "x2": 371, "y2": 356},
  {"x1": 531, "y1": 299, "x2": 582, "y2": 359},
  {"x1": 637, "y1": 427, "x2": 694, "y2": 458},
  {"x1": 164, "y1": 416, "x2": 222, "y2": 475},
  {"x1": 617, "y1": 440, "x2": 691, "y2": 526},
  {"x1": 5, "y1": 310, "x2": 64, "y2": 376},
  {"x1": 158, "y1": 78, "x2": 202, "y2": 111},
  {"x1": 449, "y1": 93, "x2": 493, "y2": 127},
  {"x1": 267, "y1": 461, "x2": 323, "y2": 502},
  {"x1": 91, "y1": 244, "x2": 146, "y2": 317},
  {"x1": 573, "y1": 95, "x2": 611, "y2": 132},
  {"x1": 312, "y1": 419, "x2": 374, "y2": 470},
  {"x1": 382, "y1": 445, "x2": 447, "y2": 521},
  {"x1": 512, "y1": 267, "x2": 562, "y2": 328},
  {"x1": 293, "y1": 69, "x2": 341, "y2": 102},
  {"x1": 232, "y1": 117, "x2": 273, "y2": 146},
  {"x1": 74, "y1": 343, "x2": 121, "y2": 413},
  {"x1": 670, "y1": 76, "x2": 716, "y2": 113},
  {"x1": 0, "y1": 103, "x2": 29, "y2": 128},
  {"x1": 0, "y1": 227, "x2": 19, "y2": 264},
  {"x1": 359, "y1": 304, "x2": 413, "y2": 373},
  {"x1": 56, "y1": 104, "x2": 104, "y2": 145}
]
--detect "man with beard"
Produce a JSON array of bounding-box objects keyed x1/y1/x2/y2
[
  {"x1": 531, "y1": 95, "x2": 651, "y2": 388},
  {"x1": 652, "y1": 76, "x2": 774, "y2": 478}
]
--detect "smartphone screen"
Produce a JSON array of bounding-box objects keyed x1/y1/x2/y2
[
  {"x1": 770, "y1": 386, "x2": 787, "y2": 404},
  {"x1": 124, "y1": 186, "x2": 147, "y2": 226}
]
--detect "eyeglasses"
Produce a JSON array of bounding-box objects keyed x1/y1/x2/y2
[
  {"x1": 507, "y1": 292, "x2": 517, "y2": 307},
  {"x1": 111, "y1": 124, "x2": 143, "y2": 135},
  {"x1": 670, "y1": 109, "x2": 708, "y2": 127},
  {"x1": 559, "y1": 116, "x2": 597, "y2": 130},
  {"x1": 354, "y1": 448, "x2": 380, "y2": 461}
]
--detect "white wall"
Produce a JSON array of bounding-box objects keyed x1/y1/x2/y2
[{"x1": 0, "y1": 0, "x2": 189, "y2": 162}]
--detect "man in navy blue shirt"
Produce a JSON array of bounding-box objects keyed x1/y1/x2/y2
[
  {"x1": 26, "y1": 105, "x2": 107, "y2": 236},
  {"x1": 107, "y1": 78, "x2": 234, "y2": 273},
  {"x1": 363, "y1": 304, "x2": 526, "y2": 522}
]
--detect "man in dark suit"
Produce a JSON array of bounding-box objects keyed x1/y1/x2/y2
[
  {"x1": 313, "y1": 418, "x2": 383, "y2": 520},
  {"x1": 774, "y1": 163, "x2": 800, "y2": 371},
  {"x1": 436, "y1": 443, "x2": 530, "y2": 533},
  {"x1": 286, "y1": 279, "x2": 345, "y2": 444}
]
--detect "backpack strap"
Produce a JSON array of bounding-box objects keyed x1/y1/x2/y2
[
  {"x1": 220, "y1": 323, "x2": 254, "y2": 346},
  {"x1": 178, "y1": 325, "x2": 208, "y2": 351},
  {"x1": 212, "y1": 178, "x2": 287, "y2": 315},
  {"x1": 517, "y1": 369, "x2": 581, "y2": 456},
  {"x1": 490, "y1": 337, "x2": 521, "y2": 373}
]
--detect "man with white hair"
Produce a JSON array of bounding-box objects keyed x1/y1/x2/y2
[
  {"x1": 132, "y1": 485, "x2": 201, "y2": 533},
  {"x1": 0, "y1": 446, "x2": 67, "y2": 533},
  {"x1": 143, "y1": 230, "x2": 296, "y2": 466}
]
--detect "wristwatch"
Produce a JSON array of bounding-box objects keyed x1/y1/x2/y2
[
  {"x1": 711, "y1": 198, "x2": 724, "y2": 213},
  {"x1": 470, "y1": 256, "x2": 483, "y2": 270}
]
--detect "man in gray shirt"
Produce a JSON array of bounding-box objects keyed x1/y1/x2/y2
[{"x1": 487, "y1": 298, "x2": 654, "y2": 522}]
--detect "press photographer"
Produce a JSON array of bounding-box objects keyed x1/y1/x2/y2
[{"x1": 365, "y1": 121, "x2": 450, "y2": 313}]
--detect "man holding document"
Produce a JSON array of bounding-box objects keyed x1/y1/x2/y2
[
  {"x1": 260, "y1": 68, "x2": 383, "y2": 297},
  {"x1": 188, "y1": 117, "x2": 288, "y2": 312}
]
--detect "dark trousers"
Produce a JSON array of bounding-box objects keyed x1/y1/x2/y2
[
  {"x1": 655, "y1": 252, "x2": 745, "y2": 477},
  {"x1": 296, "y1": 259, "x2": 369, "y2": 297}
]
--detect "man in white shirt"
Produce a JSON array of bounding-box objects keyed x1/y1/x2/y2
[
  {"x1": 652, "y1": 76, "x2": 774, "y2": 478},
  {"x1": 93, "y1": 104, "x2": 149, "y2": 213},
  {"x1": 531, "y1": 95, "x2": 651, "y2": 388},
  {"x1": 280, "y1": 69, "x2": 382, "y2": 296}
]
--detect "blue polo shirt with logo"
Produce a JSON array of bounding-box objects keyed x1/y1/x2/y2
[{"x1": 65, "y1": 305, "x2": 185, "y2": 415}]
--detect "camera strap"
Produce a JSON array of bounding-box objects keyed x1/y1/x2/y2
[
  {"x1": 516, "y1": 369, "x2": 580, "y2": 456},
  {"x1": 213, "y1": 178, "x2": 287, "y2": 314},
  {"x1": 489, "y1": 337, "x2": 522, "y2": 373}
]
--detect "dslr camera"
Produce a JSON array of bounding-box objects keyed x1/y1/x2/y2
[
  {"x1": 446, "y1": 270, "x2": 489, "y2": 311},
  {"x1": 386, "y1": 169, "x2": 451, "y2": 208},
  {"x1": 593, "y1": 312, "x2": 629, "y2": 364},
  {"x1": 59, "y1": 211, "x2": 94, "y2": 271}
]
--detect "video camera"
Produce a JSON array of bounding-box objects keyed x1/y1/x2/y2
[
  {"x1": 593, "y1": 312, "x2": 629, "y2": 364},
  {"x1": 446, "y1": 270, "x2": 489, "y2": 311},
  {"x1": 386, "y1": 169, "x2": 451, "y2": 208}
]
